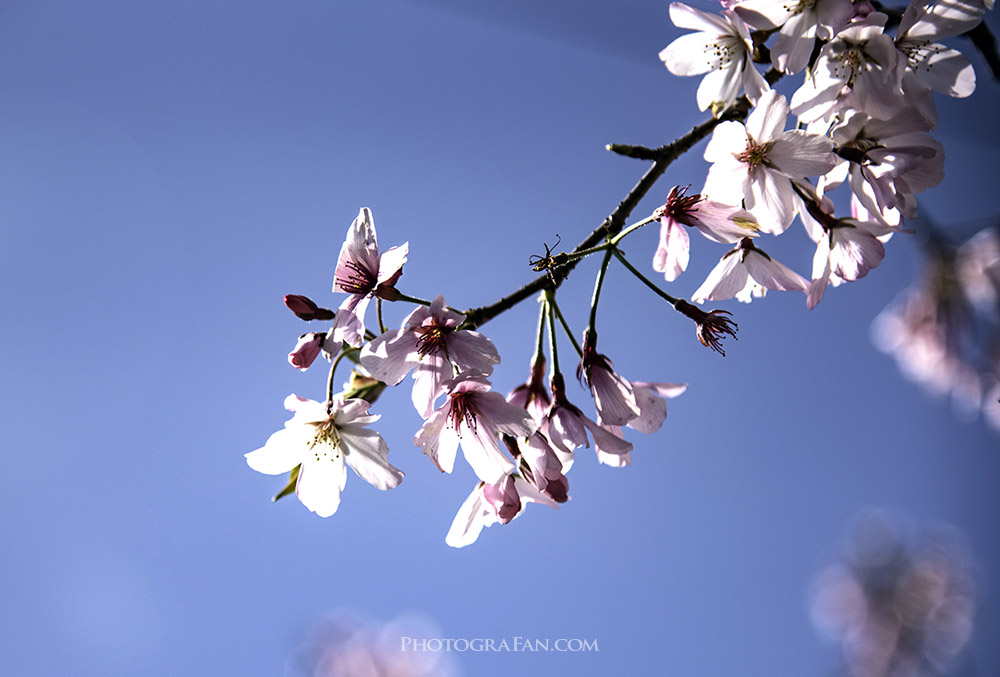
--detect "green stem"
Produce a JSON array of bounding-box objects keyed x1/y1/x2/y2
[
  {"x1": 611, "y1": 247, "x2": 680, "y2": 306},
  {"x1": 393, "y1": 292, "x2": 432, "y2": 306},
  {"x1": 549, "y1": 294, "x2": 582, "y2": 358},
  {"x1": 608, "y1": 215, "x2": 657, "y2": 247},
  {"x1": 588, "y1": 248, "x2": 614, "y2": 334},
  {"x1": 543, "y1": 291, "x2": 560, "y2": 379},
  {"x1": 376, "y1": 298, "x2": 387, "y2": 334},
  {"x1": 532, "y1": 293, "x2": 547, "y2": 363},
  {"x1": 326, "y1": 347, "x2": 357, "y2": 407}
]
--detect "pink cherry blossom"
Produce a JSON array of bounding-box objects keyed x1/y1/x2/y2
[
  {"x1": 653, "y1": 185, "x2": 760, "y2": 282},
  {"x1": 545, "y1": 373, "x2": 633, "y2": 471},
  {"x1": 361, "y1": 295, "x2": 500, "y2": 417},
  {"x1": 413, "y1": 372, "x2": 535, "y2": 483},
  {"x1": 330, "y1": 207, "x2": 409, "y2": 347},
  {"x1": 578, "y1": 329, "x2": 640, "y2": 426},
  {"x1": 445, "y1": 473, "x2": 558, "y2": 548}
]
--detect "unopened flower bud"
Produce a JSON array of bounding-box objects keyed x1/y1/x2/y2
[
  {"x1": 288, "y1": 332, "x2": 325, "y2": 371},
  {"x1": 284, "y1": 294, "x2": 335, "y2": 321},
  {"x1": 482, "y1": 475, "x2": 520, "y2": 525}
]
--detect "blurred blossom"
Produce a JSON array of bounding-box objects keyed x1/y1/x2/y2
[
  {"x1": 286, "y1": 611, "x2": 457, "y2": 677},
  {"x1": 810, "y1": 511, "x2": 977, "y2": 677},
  {"x1": 872, "y1": 223, "x2": 1000, "y2": 433}
]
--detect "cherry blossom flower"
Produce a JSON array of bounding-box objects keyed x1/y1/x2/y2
[
  {"x1": 515, "y1": 432, "x2": 569, "y2": 504},
  {"x1": 652, "y1": 185, "x2": 760, "y2": 282},
  {"x1": 245, "y1": 394, "x2": 403, "y2": 518},
  {"x1": 790, "y1": 13, "x2": 905, "y2": 123},
  {"x1": 703, "y1": 90, "x2": 836, "y2": 234},
  {"x1": 594, "y1": 381, "x2": 687, "y2": 467},
  {"x1": 735, "y1": 0, "x2": 855, "y2": 74},
  {"x1": 692, "y1": 237, "x2": 809, "y2": 304},
  {"x1": 578, "y1": 329, "x2": 640, "y2": 426},
  {"x1": 445, "y1": 473, "x2": 558, "y2": 548},
  {"x1": 895, "y1": 0, "x2": 984, "y2": 107},
  {"x1": 361, "y1": 295, "x2": 500, "y2": 417},
  {"x1": 807, "y1": 219, "x2": 892, "y2": 309},
  {"x1": 545, "y1": 373, "x2": 633, "y2": 471},
  {"x1": 659, "y1": 3, "x2": 769, "y2": 112},
  {"x1": 413, "y1": 372, "x2": 535, "y2": 483},
  {"x1": 330, "y1": 208, "x2": 409, "y2": 347},
  {"x1": 823, "y1": 108, "x2": 943, "y2": 226}
]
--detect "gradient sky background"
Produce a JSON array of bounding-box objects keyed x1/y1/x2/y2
[{"x1": 1, "y1": 1, "x2": 998, "y2": 675}]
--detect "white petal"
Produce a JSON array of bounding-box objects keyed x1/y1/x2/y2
[
  {"x1": 744, "y1": 250, "x2": 809, "y2": 291},
  {"x1": 769, "y1": 131, "x2": 836, "y2": 178},
  {"x1": 376, "y1": 242, "x2": 409, "y2": 285},
  {"x1": 669, "y1": 2, "x2": 736, "y2": 33},
  {"x1": 341, "y1": 427, "x2": 404, "y2": 490},
  {"x1": 692, "y1": 251, "x2": 748, "y2": 303},
  {"x1": 445, "y1": 331, "x2": 501, "y2": 374},
  {"x1": 445, "y1": 484, "x2": 492, "y2": 548},
  {"x1": 245, "y1": 427, "x2": 306, "y2": 475},
  {"x1": 653, "y1": 219, "x2": 690, "y2": 282},
  {"x1": 360, "y1": 329, "x2": 416, "y2": 385},
  {"x1": 746, "y1": 90, "x2": 789, "y2": 142},
  {"x1": 296, "y1": 456, "x2": 347, "y2": 518},
  {"x1": 413, "y1": 409, "x2": 458, "y2": 473}
]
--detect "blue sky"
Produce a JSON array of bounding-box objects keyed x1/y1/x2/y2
[{"x1": 1, "y1": 1, "x2": 998, "y2": 675}]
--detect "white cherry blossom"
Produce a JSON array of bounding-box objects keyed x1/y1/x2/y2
[
  {"x1": 704, "y1": 90, "x2": 836, "y2": 234},
  {"x1": 245, "y1": 395, "x2": 403, "y2": 518},
  {"x1": 659, "y1": 2, "x2": 769, "y2": 111},
  {"x1": 692, "y1": 237, "x2": 809, "y2": 303}
]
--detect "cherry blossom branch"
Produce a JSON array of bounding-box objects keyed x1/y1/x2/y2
[{"x1": 461, "y1": 70, "x2": 782, "y2": 331}]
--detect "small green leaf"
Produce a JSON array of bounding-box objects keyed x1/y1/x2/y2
[{"x1": 272, "y1": 465, "x2": 301, "y2": 502}]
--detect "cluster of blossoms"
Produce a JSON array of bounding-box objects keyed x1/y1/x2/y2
[
  {"x1": 656, "y1": 0, "x2": 991, "y2": 311},
  {"x1": 247, "y1": 209, "x2": 685, "y2": 546},
  {"x1": 872, "y1": 223, "x2": 1000, "y2": 431},
  {"x1": 811, "y1": 511, "x2": 976, "y2": 676},
  {"x1": 246, "y1": 1, "x2": 996, "y2": 545}
]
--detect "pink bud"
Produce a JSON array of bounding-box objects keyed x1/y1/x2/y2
[
  {"x1": 284, "y1": 294, "x2": 335, "y2": 321},
  {"x1": 482, "y1": 475, "x2": 520, "y2": 525},
  {"x1": 288, "y1": 332, "x2": 325, "y2": 371}
]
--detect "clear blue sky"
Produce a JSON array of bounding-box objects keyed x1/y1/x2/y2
[{"x1": 1, "y1": 1, "x2": 997, "y2": 675}]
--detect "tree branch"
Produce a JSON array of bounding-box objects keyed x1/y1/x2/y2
[{"x1": 462, "y1": 72, "x2": 779, "y2": 330}]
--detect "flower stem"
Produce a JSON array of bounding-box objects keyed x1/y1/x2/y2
[
  {"x1": 326, "y1": 347, "x2": 357, "y2": 407},
  {"x1": 611, "y1": 247, "x2": 680, "y2": 306},
  {"x1": 588, "y1": 248, "x2": 614, "y2": 334},
  {"x1": 543, "y1": 291, "x2": 560, "y2": 379},
  {"x1": 376, "y1": 298, "x2": 387, "y2": 334},
  {"x1": 608, "y1": 215, "x2": 657, "y2": 247},
  {"x1": 532, "y1": 293, "x2": 547, "y2": 364},
  {"x1": 549, "y1": 294, "x2": 582, "y2": 357},
  {"x1": 393, "y1": 292, "x2": 432, "y2": 307}
]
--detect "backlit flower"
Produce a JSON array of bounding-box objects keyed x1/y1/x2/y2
[
  {"x1": 361, "y1": 295, "x2": 500, "y2": 417},
  {"x1": 331, "y1": 208, "x2": 409, "y2": 347},
  {"x1": 413, "y1": 372, "x2": 535, "y2": 483},
  {"x1": 245, "y1": 394, "x2": 403, "y2": 517},
  {"x1": 659, "y1": 3, "x2": 769, "y2": 111}
]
